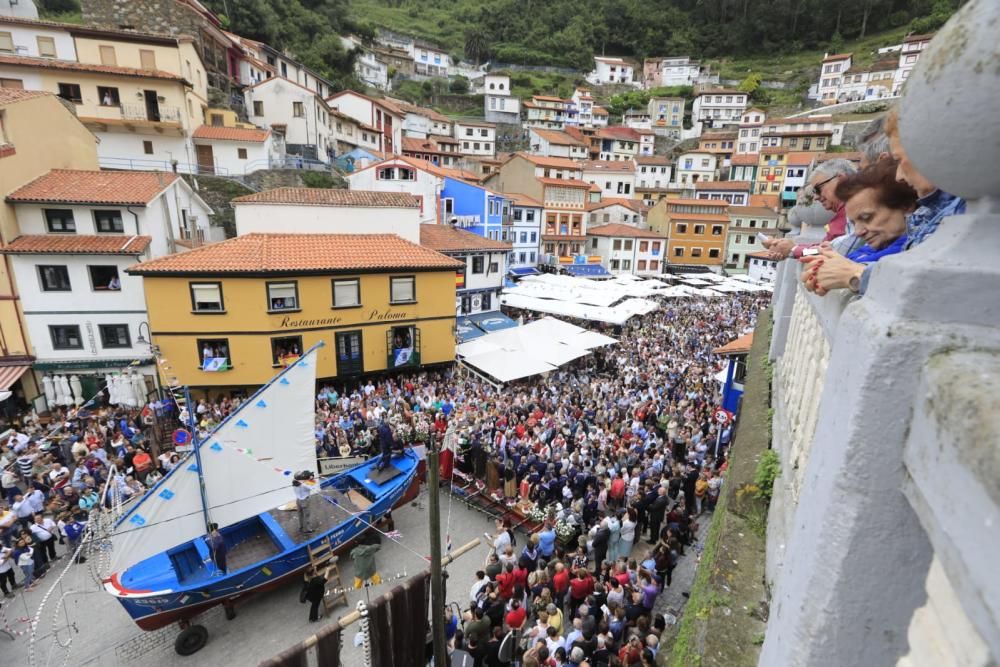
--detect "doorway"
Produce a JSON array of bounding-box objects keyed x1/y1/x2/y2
[
  {"x1": 196, "y1": 144, "x2": 215, "y2": 174},
  {"x1": 143, "y1": 90, "x2": 160, "y2": 122},
  {"x1": 335, "y1": 331, "x2": 363, "y2": 376}
]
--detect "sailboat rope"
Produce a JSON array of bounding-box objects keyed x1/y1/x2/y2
[{"x1": 317, "y1": 492, "x2": 427, "y2": 562}]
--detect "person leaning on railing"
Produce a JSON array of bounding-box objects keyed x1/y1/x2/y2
[{"x1": 800, "y1": 159, "x2": 917, "y2": 296}]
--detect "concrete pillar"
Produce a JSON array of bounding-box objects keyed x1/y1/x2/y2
[{"x1": 761, "y1": 1, "x2": 1000, "y2": 663}]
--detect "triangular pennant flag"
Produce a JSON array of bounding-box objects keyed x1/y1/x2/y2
[
  {"x1": 279, "y1": 378, "x2": 290, "y2": 385},
  {"x1": 256, "y1": 399, "x2": 267, "y2": 408},
  {"x1": 235, "y1": 419, "x2": 249, "y2": 429}
]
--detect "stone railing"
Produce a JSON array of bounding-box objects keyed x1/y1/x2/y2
[{"x1": 760, "y1": 4, "x2": 999, "y2": 664}]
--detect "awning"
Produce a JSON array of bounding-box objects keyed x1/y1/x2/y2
[
  {"x1": 0, "y1": 364, "x2": 29, "y2": 390},
  {"x1": 456, "y1": 317, "x2": 486, "y2": 342},
  {"x1": 32, "y1": 357, "x2": 154, "y2": 371},
  {"x1": 509, "y1": 267, "x2": 541, "y2": 277},
  {"x1": 467, "y1": 311, "x2": 518, "y2": 333},
  {"x1": 564, "y1": 264, "x2": 612, "y2": 278}
]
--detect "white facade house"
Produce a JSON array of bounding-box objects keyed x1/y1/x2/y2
[
  {"x1": 327, "y1": 89, "x2": 404, "y2": 155},
  {"x1": 233, "y1": 187, "x2": 422, "y2": 242},
  {"x1": 623, "y1": 109, "x2": 652, "y2": 130},
  {"x1": 0, "y1": 20, "x2": 76, "y2": 59},
  {"x1": 411, "y1": 42, "x2": 450, "y2": 77},
  {"x1": 695, "y1": 181, "x2": 751, "y2": 206},
  {"x1": 587, "y1": 199, "x2": 646, "y2": 228},
  {"x1": 346, "y1": 155, "x2": 445, "y2": 225},
  {"x1": 191, "y1": 125, "x2": 274, "y2": 176},
  {"x1": 893, "y1": 34, "x2": 932, "y2": 94},
  {"x1": 570, "y1": 88, "x2": 595, "y2": 127},
  {"x1": 637, "y1": 131, "x2": 655, "y2": 157},
  {"x1": 644, "y1": 56, "x2": 710, "y2": 88},
  {"x1": 726, "y1": 206, "x2": 779, "y2": 270},
  {"x1": 504, "y1": 194, "x2": 543, "y2": 269},
  {"x1": 692, "y1": 90, "x2": 749, "y2": 128},
  {"x1": 582, "y1": 160, "x2": 636, "y2": 198},
  {"x1": 355, "y1": 48, "x2": 390, "y2": 91},
  {"x1": 745, "y1": 250, "x2": 778, "y2": 283},
  {"x1": 483, "y1": 73, "x2": 521, "y2": 124},
  {"x1": 419, "y1": 224, "x2": 510, "y2": 316},
  {"x1": 586, "y1": 224, "x2": 666, "y2": 276},
  {"x1": 522, "y1": 95, "x2": 571, "y2": 130},
  {"x1": 587, "y1": 56, "x2": 636, "y2": 86},
  {"x1": 455, "y1": 121, "x2": 496, "y2": 157},
  {"x1": 4, "y1": 169, "x2": 214, "y2": 392},
  {"x1": 245, "y1": 77, "x2": 333, "y2": 161},
  {"x1": 528, "y1": 128, "x2": 589, "y2": 160},
  {"x1": 675, "y1": 152, "x2": 717, "y2": 186},
  {"x1": 0, "y1": 0, "x2": 39, "y2": 19},
  {"x1": 818, "y1": 53, "x2": 853, "y2": 103}
]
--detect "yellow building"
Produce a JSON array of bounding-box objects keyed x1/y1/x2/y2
[
  {"x1": 647, "y1": 198, "x2": 730, "y2": 268},
  {"x1": 127, "y1": 233, "x2": 463, "y2": 391},
  {"x1": 756, "y1": 148, "x2": 788, "y2": 196},
  {"x1": 0, "y1": 88, "x2": 99, "y2": 406}
]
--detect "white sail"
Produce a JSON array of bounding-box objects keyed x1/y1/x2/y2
[{"x1": 108, "y1": 346, "x2": 320, "y2": 575}]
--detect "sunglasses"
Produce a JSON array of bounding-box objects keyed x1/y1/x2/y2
[{"x1": 810, "y1": 174, "x2": 837, "y2": 195}]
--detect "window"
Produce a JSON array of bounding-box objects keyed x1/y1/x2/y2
[
  {"x1": 97, "y1": 86, "x2": 120, "y2": 107},
  {"x1": 377, "y1": 166, "x2": 414, "y2": 180},
  {"x1": 198, "y1": 338, "x2": 231, "y2": 370},
  {"x1": 143, "y1": 140, "x2": 154, "y2": 155},
  {"x1": 623, "y1": 240, "x2": 633, "y2": 251},
  {"x1": 694, "y1": 224, "x2": 705, "y2": 235},
  {"x1": 190, "y1": 282, "x2": 224, "y2": 312},
  {"x1": 621, "y1": 259, "x2": 631, "y2": 270},
  {"x1": 676, "y1": 223, "x2": 687, "y2": 234},
  {"x1": 651, "y1": 242, "x2": 661, "y2": 254},
  {"x1": 93, "y1": 210, "x2": 124, "y2": 233},
  {"x1": 390, "y1": 276, "x2": 415, "y2": 303},
  {"x1": 99, "y1": 45, "x2": 117, "y2": 66},
  {"x1": 266, "y1": 281, "x2": 298, "y2": 311},
  {"x1": 38, "y1": 265, "x2": 71, "y2": 291},
  {"x1": 50, "y1": 325, "x2": 82, "y2": 350},
  {"x1": 735, "y1": 234, "x2": 743, "y2": 244},
  {"x1": 88, "y1": 265, "x2": 120, "y2": 290},
  {"x1": 271, "y1": 335, "x2": 303, "y2": 367},
  {"x1": 57, "y1": 83, "x2": 82, "y2": 104},
  {"x1": 472, "y1": 256, "x2": 485, "y2": 274},
  {"x1": 44, "y1": 209, "x2": 75, "y2": 233},
  {"x1": 99, "y1": 324, "x2": 131, "y2": 349},
  {"x1": 292, "y1": 101, "x2": 304, "y2": 117},
  {"x1": 0, "y1": 32, "x2": 12, "y2": 52},
  {"x1": 139, "y1": 49, "x2": 156, "y2": 69},
  {"x1": 673, "y1": 247, "x2": 684, "y2": 257},
  {"x1": 331, "y1": 278, "x2": 361, "y2": 308},
  {"x1": 489, "y1": 261, "x2": 499, "y2": 273},
  {"x1": 0, "y1": 78, "x2": 23, "y2": 89},
  {"x1": 612, "y1": 239, "x2": 622, "y2": 250},
  {"x1": 637, "y1": 260, "x2": 646, "y2": 271},
  {"x1": 691, "y1": 248, "x2": 703, "y2": 257},
  {"x1": 712, "y1": 225, "x2": 723, "y2": 236},
  {"x1": 708, "y1": 248, "x2": 720, "y2": 259},
  {"x1": 37, "y1": 36, "x2": 57, "y2": 58},
  {"x1": 253, "y1": 100, "x2": 264, "y2": 116},
  {"x1": 237, "y1": 147, "x2": 248, "y2": 160}
]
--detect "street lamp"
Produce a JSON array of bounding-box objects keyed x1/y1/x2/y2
[{"x1": 136, "y1": 321, "x2": 163, "y2": 399}]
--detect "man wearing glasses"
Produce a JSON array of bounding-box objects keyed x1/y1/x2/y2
[{"x1": 763, "y1": 158, "x2": 858, "y2": 260}]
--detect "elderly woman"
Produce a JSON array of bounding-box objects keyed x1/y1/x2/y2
[
  {"x1": 764, "y1": 157, "x2": 858, "y2": 260},
  {"x1": 802, "y1": 158, "x2": 917, "y2": 296}
]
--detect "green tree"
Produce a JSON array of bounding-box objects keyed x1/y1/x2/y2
[
  {"x1": 738, "y1": 72, "x2": 762, "y2": 95},
  {"x1": 449, "y1": 76, "x2": 470, "y2": 94},
  {"x1": 464, "y1": 29, "x2": 490, "y2": 67}
]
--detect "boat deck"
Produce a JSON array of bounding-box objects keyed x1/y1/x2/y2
[
  {"x1": 267, "y1": 489, "x2": 364, "y2": 545},
  {"x1": 227, "y1": 531, "x2": 283, "y2": 572}
]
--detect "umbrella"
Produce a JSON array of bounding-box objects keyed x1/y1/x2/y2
[
  {"x1": 42, "y1": 376, "x2": 56, "y2": 407},
  {"x1": 131, "y1": 373, "x2": 148, "y2": 407},
  {"x1": 104, "y1": 374, "x2": 114, "y2": 404},
  {"x1": 123, "y1": 374, "x2": 138, "y2": 407},
  {"x1": 69, "y1": 375, "x2": 84, "y2": 406},
  {"x1": 57, "y1": 375, "x2": 73, "y2": 406},
  {"x1": 109, "y1": 375, "x2": 123, "y2": 406}
]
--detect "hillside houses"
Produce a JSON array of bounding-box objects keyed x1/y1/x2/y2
[{"x1": 815, "y1": 32, "x2": 934, "y2": 103}]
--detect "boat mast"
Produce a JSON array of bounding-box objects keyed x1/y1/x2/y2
[{"x1": 185, "y1": 386, "x2": 212, "y2": 531}]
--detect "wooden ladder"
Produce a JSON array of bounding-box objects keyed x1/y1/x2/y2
[{"x1": 304, "y1": 537, "x2": 348, "y2": 617}]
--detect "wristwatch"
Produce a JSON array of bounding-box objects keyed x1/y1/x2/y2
[{"x1": 848, "y1": 273, "x2": 861, "y2": 294}]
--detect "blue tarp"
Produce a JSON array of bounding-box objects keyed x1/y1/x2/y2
[
  {"x1": 510, "y1": 267, "x2": 541, "y2": 276},
  {"x1": 456, "y1": 317, "x2": 487, "y2": 342},
  {"x1": 564, "y1": 264, "x2": 612, "y2": 278},
  {"x1": 467, "y1": 311, "x2": 518, "y2": 333}
]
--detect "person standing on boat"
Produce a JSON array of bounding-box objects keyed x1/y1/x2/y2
[
  {"x1": 293, "y1": 480, "x2": 313, "y2": 534},
  {"x1": 376, "y1": 419, "x2": 394, "y2": 471},
  {"x1": 207, "y1": 523, "x2": 227, "y2": 574}
]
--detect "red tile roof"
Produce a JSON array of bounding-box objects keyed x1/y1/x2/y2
[
  {"x1": 539, "y1": 177, "x2": 592, "y2": 189},
  {"x1": 786, "y1": 151, "x2": 821, "y2": 166},
  {"x1": 0, "y1": 54, "x2": 187, "y2": 82},
  {"x1": 231, "y1": 187, "x2": 419, "y2": 208},
  {"x1": 635, "y1": 155, "x2": 670, "y2": 166},
  {"x1": 747, "y1": 250, "x2": 777, "y2": 260},
  {"x1": 582, "y1": 160, "x2": 635, "y2": 173},
  {"x1": 505, "y1": 192, "x2": 543, "y2": 207},
  {"x1": 694, "y1": 88, "x2": 742, "y2": 97},
  {"x1": 127, "y1": 233, "x2": 464, "y2": 275},
  {"x1": 598, "y1": 126, "x2": 640, "y2": 141},
  {"x1": 513, "y1": 153, "x2": 582, "y2": 170},
  {"x1": 192, "y1": 125, "x2": 270, "y2": 142},
  {"x1": 822, "y1": 53, "x2": 853, "y2": 62},
  {"x1": 0, "y1": 88, "x2": 49, "y2": 105},
  {"x1": 760, "y1": 147, "x2": 789, "y2": 156},
  {"x1": 2, "y1": 234, "x2": 151, "y2": 255},
  {"x1": 6, "y1": 170, "x2": 179, "y2": 205},
  {"x1": 587, "y1": 223, "x2": 663, "y2": 239},
  {"x1": 592, "y1": 107, "x2": 609, "y2": 115},
  {"x1": 903, "y1": 33, "x2": 934, "y2": 43},
  {"x1": 695, "y1": 180, "x2": 751, "y2": 191},
  {"x1": 749, "y1": 194, "x2": 780, "y2": 209},
  {"x1": 713, "y1": 332, "x2": 753, "y2": 355},
  {"x1": 817, "y1": 151, "x2": 863, "y2": 163},
  {"x1": 586, "y1": 197, "x2": 647, "y2": 214},
  {"x1": 529, "y1": 128, "x2": 587, "y2": 147},
  {"x1": 532, "y1": 95, "x2": 570, "y2": 103},
  {"x1": 729, "y1": 206, "x2": 778, "y2": 217},
  {"x1": 419, "y1": 224, "x2": 511, "y2": 252},
  {"x1": 730, "y1": 154, "x2": 759, "y2": 166}
]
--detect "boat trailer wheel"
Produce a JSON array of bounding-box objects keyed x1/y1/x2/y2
[{"x1": 175, "y1": 624, "x2": 209, "y2": 656}]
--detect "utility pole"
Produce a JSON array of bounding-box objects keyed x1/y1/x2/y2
[{"x1": 428, "y1": 443, "x2": 447, "y2": 667}]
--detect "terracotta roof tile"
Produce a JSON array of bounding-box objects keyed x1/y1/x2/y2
[
  {"x1": 0, "y1": 88, "x2": 49, "y2": 105},
  {"x1": 419, "y1": 224, "x2": 511, "y2": 252},
  {"x1": 695, "y1": 180, "x2": 751, "y2": 191},
  {"x1": 513, "y1": 153, "x2": 582, "y2": 170},
  {"x1": 713, "y1": 332, "x2": 753, "y2": 355},
  {"x1": 2, "y1": 234, "x2": 151, "y2": 255},
  {"x1": 582, "y1": 160, "x2": 635, "y2": 173},
  {"x1": 669, "y1": 198, "x2": 730, "y2": 207},
  {"x1": 694, "y1": 88, "x2": 742, "y2": 97},
  {"x1": 529, "y1": 128, "x2": 587, "y2": 147},
  {"x1": 786, "y1": 152, "x2": 821, "y2": 166},
  {"x1": 587, "y1": 223, "x2": 663, "y2": 239},
  {"x1": 822, "y1": 53, "x2": 853, "y2": 62},
  {"x1": 597, "y1": 126, "x2": 640, "y2": 141},
  {"x1": 539, "y1": 177, "x2": 591, "y2": 189},
  {"x1": 6, "y1": 170, "x2": 178, "y2": 205},
  {"x1": 505, "y1": 192, "x2": 543, "y2": 207},
  {"x1": 592, "y1": 107, "x2": 609, "y2": 115},
  {"x1": 749, "y1": 194, "x2": 780, "y2": 209},
  {"x1": 127, "y1": 233, "x2": 463, "y2": 275},
  {"x1": 192, "y1": 125, "x2": 270, "y2": 142},
  {"x1": 231, "y1": 187, "x2": 419, "y2": 208},
  {"x1": 729, "y1": 206, "x2": 778, "y2": 217},
  {"x1": 730, "y1": 154, "x2": 759, "y2": 165},
  {"x1": 747, "y1": 250, "x2": 777, "y2": 260},
  {"x1": 635, "y1": 155, "x2": 671, "y2": 166},
  {"x1": 0, "y1": 54, "x2": 186, "y2": 82},
  {"x1": 586, "y1": 197, "x2": 647, "y2": 214}
]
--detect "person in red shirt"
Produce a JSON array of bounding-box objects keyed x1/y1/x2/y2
[
  {"x1": 512, "y1": 562, "x2": 529, "y2": 591},
  {"x1": 568, "y1": 568, "x2": 594, "y2": 609},
  {"x1": 619, "y1": 635, "x2": 644, "y2": 665},
  {"x1": 496, "y1": 563, "x2": 516, "y2": 600},
  {"x1": 505, "y1": 598, "x2": 527, "y2": 631},
  {"x1": 552, "y1": 562, "x2": 570, "y2": 608}
]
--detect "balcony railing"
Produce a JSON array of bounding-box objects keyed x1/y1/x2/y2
[{"x1": 118, "y1": 103, "x2": 182, "y2": 123}]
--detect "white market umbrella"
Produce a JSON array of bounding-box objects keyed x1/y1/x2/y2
[
  {"x1": 57, "y1": 375, "x2": 73, "y2": 406},
  {"x1": 69, "y1": 375, "x2": 84, "y2": 406},
  {"x1": 131, "y1": 373, "x2": 148, "y2": 407},
  {"x1": 123, "y1": 374, "x2": 138, "y2": 407},
  {"x1": 109, "y1": 375, "x2": 123, "y2": 406},
  {"x1": 104, "y1": 374, "x2": 114, "y2": 404},
  {"x1": 42, "y1": 376, "x2": 56, "y2": 407}
]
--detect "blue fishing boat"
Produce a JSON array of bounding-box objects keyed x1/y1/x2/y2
[{"x1": 101, "y1": 344, "x2": 418, "y2": 654}]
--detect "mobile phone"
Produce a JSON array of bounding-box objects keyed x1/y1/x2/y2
[
  {"x1": 802, "y1": 247, "x2": 820, "y2": 257},
  {"x1": 756, "y1": 232, "x2": 770, "y2": 243}
]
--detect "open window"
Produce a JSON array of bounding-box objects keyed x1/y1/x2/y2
[
  {"x1": 386, "y1": 325, "x2": 419, "y2": 368},
  {"x1": 89, "y1": 265, "x2": 120, "y2": 291},
  {"x1": 266, "y1": 281, "x2": 298, "y2": 311},
  {"x1": 190, "y1": 282, "x2": 224, "y2": 312},
  {"x1": 198, "y1": 338, "x2": 232, "y2": 371},
  {"x1": 271, "y1": 335, "x2": 302, "y2": 367}
]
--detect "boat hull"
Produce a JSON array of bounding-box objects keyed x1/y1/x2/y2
[{"x1": 106, "y1": 453, "x2": 419, "y2": 631}]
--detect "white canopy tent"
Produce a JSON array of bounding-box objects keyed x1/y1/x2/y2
[{"x1": 500, "y1": 292, "x2": 658, "y2": 325}]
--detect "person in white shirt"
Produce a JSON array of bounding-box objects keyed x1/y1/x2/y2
[
  {"x1": 25, "y1": 487, "x2": 45, "y2": 514},
  {"x1": 470, "y1": 570, "x2": 490, "y2": 603},
  {"x1": 31, "y1": 514, "x2": 58, "y2": 562},
  {"x1": 293, "y1": 479, "x2": 313, "y2": 533},
  {"x1": 0, "y1": 544, "x2": 15, "y2": 596}
]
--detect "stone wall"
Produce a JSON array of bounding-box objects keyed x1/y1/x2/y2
[{"x1": 82, "y1": 0, "x2": 202, "y2": 37}]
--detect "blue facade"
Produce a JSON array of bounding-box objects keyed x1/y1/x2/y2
[
  {"x1": 442, "y1": 176, "x2": 507, "y2": 240},
  {"x1": 719, "y1": 354, "x2": 747, "y2": 414}
]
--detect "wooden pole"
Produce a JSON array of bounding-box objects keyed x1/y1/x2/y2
[{"x1": 428, "y1": 444, "x2": 447, "y2": 667}]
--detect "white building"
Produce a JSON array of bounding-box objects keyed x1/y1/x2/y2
[
  {"x1": 838, "y1": 60, "x2": 898, "y2": 102},
  {"x1": 726, "y1": 205, "x2": 780, "y2": 270},
  {"x1": 745, "y1": 250, "x2": 778, "y2": 283},
  {"x1": 643, "y1": 56, "x2": 712, "y2": 88},
  {"x1": 623, "y1": 109, "x2": 652, "y2": 130},
  {"x1": 455, "y1": 121, "x2": 496, "y2": 157},
  {"x1": 569, "y1": 88, "x2": 594, "y2": 127},
  {"x1": 634, "y1": 155, "x2": 672, "y2": 204},
  {"x1": 695, "y1": 181, "x2": 751, "y2": 206},
  {"x1": 692, "y1": 89, "x2": 749, "y2": 128},
  {"x1": 522, "y1": 95, "x2": 571, "y2": 130},
  {"x1": 582, "y1": 160, "x2": 637, "y2": 198},
  {"x1": 893, "y1": 33, "x2": 932, "y2": 94},
  {"x1": 419, "y1": 224, "x2": 510, "y2": 316},
  {"x1": 233, "y1": 187, "x2": 422, "y2": 242},
  {"x1": 735, "y1": 108, "x2": 766, "y2": 155},
  {"x1": 586, "y1": 224, "x2": 666, "y2": 276},
  {"x1": 0, "y1": 0, "x2": 39, "y2": 19},
  {"x1": 191, "y1": 125, "x2": 274, "y2": 176},
  {"x1": 586, "y1": 198, "x2": 647, "y2": 228},
  {"x1": 327, "y1": 90, "x2": 404, "y2": 155},
  {"x1": 587, "y1": 56, "x2": 637, "y2": 86},
  {"x1": 818, "y1": 53, "x2": 853, "y2": 103},
  {"x1": 483, "y1": 73, "x2": 521, "y2": 124},
  {"x1": 4, "y1": 169, "x2": 213, "y2": 392},
  {"x1": 528, "y1": 128, "x2": 589, "y2": 160},
  {"x1": 245, "y1": 77, "x2": 333, "y2": 162},
  {"x1": 504, "y1": 193, "x2": 543, "y2": 269},
  {"x1": 411, "y1": 42, "x2": 450, "y2": 77},
  {"x1": 355, "y1": 49, "x2": 390, "y2": 91},
  {"x1": 675, "y1": 151, "x2": 717, "y2": 187}
]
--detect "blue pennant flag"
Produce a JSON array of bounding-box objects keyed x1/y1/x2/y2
[
  {"x1": 256, "y1": 399, "x2": 267, "y2": 408},
  {"x1": 187, "y1": 463, "x2": 199, "y2": 473},
  {"x1": 236, "y1": 419, "x2": 249, "y2": 429},
  {"x1": 159, "y1": 489, "x2": 175, "y2": 501},
  {"x1": 210, "y1": 442, "x2": 222, "y2": 452},
  {"x1": 279, "y1": 378, "x2": 290, "y2": 385},
  {"x1": 129, "y1": 514, "x2": 146, "y2": 527}
]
